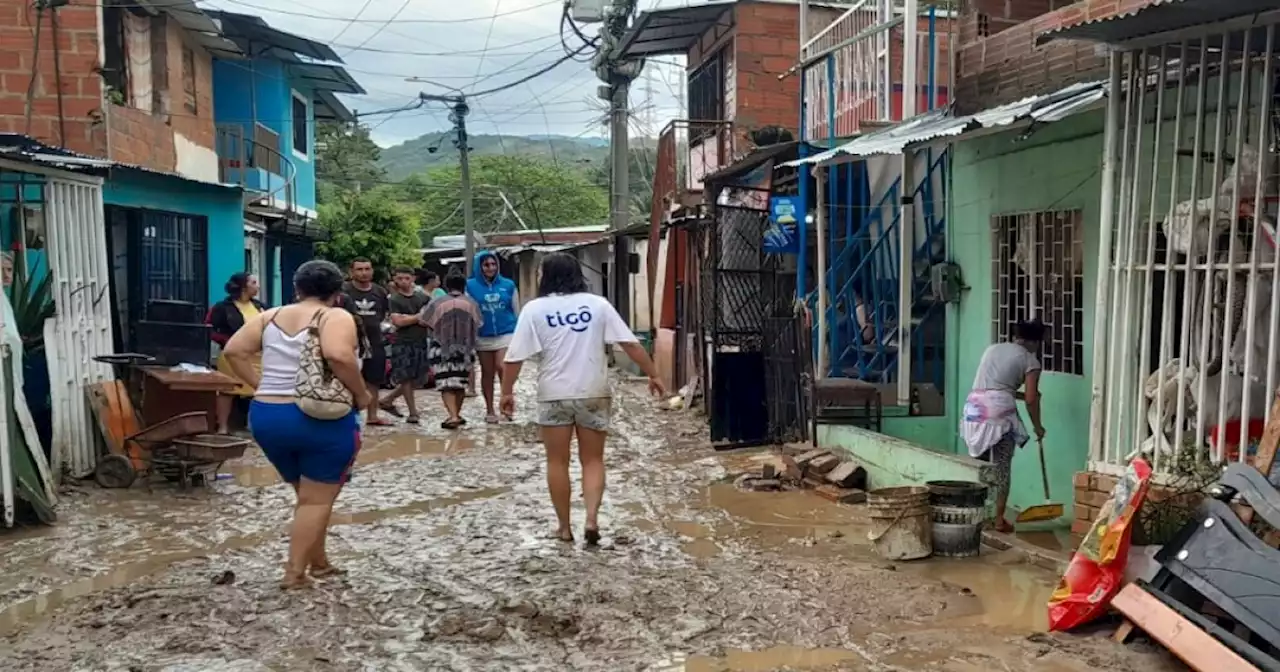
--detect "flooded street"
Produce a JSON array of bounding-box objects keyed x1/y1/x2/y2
[{"x1": 0, "y1": 375, "x2": 1176, "y2": 671}]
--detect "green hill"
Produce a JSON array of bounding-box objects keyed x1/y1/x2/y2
[{"x1": 378, "y1": 133, "x2": 611, "y2": 181}]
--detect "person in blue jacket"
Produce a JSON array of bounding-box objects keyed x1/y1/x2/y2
[{"x1": 466, "y1": 250, "x2": 519, "y2": 423}]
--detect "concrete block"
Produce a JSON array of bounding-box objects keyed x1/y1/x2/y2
[
  {"x1": 807, "y1": 454, "x2": 840, "y2": 475},
  {"x1": 826, "y1": 462, "x2": 868, "y2": 490}
]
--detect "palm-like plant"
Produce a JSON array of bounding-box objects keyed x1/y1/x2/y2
[{"x1": 5, "y1": 214, "x2": 54, "y2": 356}]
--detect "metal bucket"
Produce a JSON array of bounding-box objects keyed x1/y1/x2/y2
[
  {"x1": 930, "y1": 504, "x2": 986, "y2": 558},
  {"x1": 925, "y1": 481, "x2": 988, "y2": 558},
  {"x1": 866, "y1": 486, "x2": 933, "y2": 561}
]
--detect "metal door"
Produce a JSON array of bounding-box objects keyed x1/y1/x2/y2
[{"x1": 44, "y1": 178, "x2": 114, "y2": 478}]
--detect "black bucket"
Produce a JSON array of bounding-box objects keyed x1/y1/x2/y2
[{"x1": 926, "y1": 480, "x2": 988, "y2": 508}]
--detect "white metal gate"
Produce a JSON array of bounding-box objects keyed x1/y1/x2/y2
[
  {"x1": 44, "y1": 177, "x2": 114, "y2": 478},
  {"x1": 1093, "y1": 22, "x2": 1280, "y2": 477}
]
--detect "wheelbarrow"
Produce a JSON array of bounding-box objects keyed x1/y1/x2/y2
[{"x1": 94, "y1": 411, "x2": 250, "y2": 489}]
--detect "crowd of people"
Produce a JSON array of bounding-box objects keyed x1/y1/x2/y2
[{"x1": 212, "y1": 252, "x2": 664, "y2": 588}]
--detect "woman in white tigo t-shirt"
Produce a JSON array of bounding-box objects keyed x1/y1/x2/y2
[{"x1": 500, "y1": 253, "x2": 664, "y2": 545}]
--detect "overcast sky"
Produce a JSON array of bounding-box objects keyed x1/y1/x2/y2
[{"x1": 201, "y1": 0, "x2": 690, "y2": 147}]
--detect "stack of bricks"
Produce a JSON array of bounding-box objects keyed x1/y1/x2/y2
[
  {"x1": 954, "y1": 0, "x2": 1167, "y2": 114},
  {"x1": 1072, "y1": 471, "x2": 1121, "y2": 534},
  {"x1": 1072, "y1": 470, "x2": 1192, "y2": 535}
]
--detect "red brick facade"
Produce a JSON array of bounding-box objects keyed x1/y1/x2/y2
[
  {"x1": 0, "y1": 1, "x2": 217, "y2": 174},
  {"x1": 107, "y1": 16, "x2": 216, "y2": 172},
  {"x1": 955, "y1": 0, "x2": 1164, "y2": 113},
  {"x1": 0, "y1": 0, "x2": 104, "y2": 154}
]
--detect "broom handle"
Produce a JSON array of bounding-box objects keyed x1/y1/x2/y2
[{"x1": 1038, "y1": 438, "x2": 1051, "y2": 499}]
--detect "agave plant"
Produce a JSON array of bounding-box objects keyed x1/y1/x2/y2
[{"x1": 9, "y1": 251, "x2": 55, "y2": 356}]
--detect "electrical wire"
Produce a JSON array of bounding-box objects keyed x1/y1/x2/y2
[
  {"x1": 327, "y1": 0, "x2": 374, "y2": 45},
  {"x1": 339, "y1": 0, "x2": 414, "y2": 58},
  {"x1": 467, "y1": 44, "x2": 591, "y2": 98},
  {"x1": 210, "y1": 0, "x2": 562, "y2": 24},
  {"x1": 469, "y1": 0, "x2": 506, "y2": 94}
]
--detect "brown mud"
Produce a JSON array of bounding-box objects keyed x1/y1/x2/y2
[{"x1": 0, "y1": 373, "x2": 1179, "y2": 671}]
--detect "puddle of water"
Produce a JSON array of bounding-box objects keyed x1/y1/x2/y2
[
  {"x1": 227, "y1": 435, "x2": 474, "y2": 486},
  {"x1": 904, "y1": 557, "x2": 1055, "y2": 631},
  {"x1": 0, "y1": 486, "x2": 508, "y2": 634},
  {"x1": 1017, "y1": 529, "x2": 1079, "y2": 555},
  {"x1": 683, "y1": 645, "x2": 862, "y2": 671},
  {"x1": 704, "y1": 484, "x2": 866, "y2": 547}
]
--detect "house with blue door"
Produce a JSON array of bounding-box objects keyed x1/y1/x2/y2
[{"x1": 208, "y1": 11, "x2": 366, "y2": 306}]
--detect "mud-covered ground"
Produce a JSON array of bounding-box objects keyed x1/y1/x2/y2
[{"x1": 0, "y1": 372, "x2": 1180, "y2": 671}]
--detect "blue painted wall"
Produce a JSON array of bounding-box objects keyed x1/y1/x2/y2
[
  {"x1": 103, "y1": 169, "x2": 245, "y2": 307},
  {"x1": 211, "y1": 58, "x2": 317, "y2": 211}
]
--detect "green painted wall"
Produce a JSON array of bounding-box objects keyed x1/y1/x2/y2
[
  {"x1": 946, "y1": 111, "x2": 1107, "y2": 523},
  {"x1": 881, "y1": 414, "x2": 953, "y2": 453}
]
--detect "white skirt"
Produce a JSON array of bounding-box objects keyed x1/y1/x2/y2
[{"x1": 476, "y1": 334, "x2": 513, "y2": 352}]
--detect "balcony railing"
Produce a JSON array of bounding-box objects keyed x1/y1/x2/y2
[
  {"x1": 652, "y1": 120, "x2": 735, "y2": 225},
  {"x1": 803, "y1": 0, "x2": 952, "y2": 139},
  {"x1": 216, "y1": 124, "x2": 297, "y2": 214}
]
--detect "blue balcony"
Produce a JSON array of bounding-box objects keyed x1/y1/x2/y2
[{"x1": 216, "y1": 124, "x2": 296, "y2": 214}]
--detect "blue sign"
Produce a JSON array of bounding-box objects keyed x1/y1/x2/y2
[{"x1": 765, "y1": 195, "x2": 801, "y2": 254}]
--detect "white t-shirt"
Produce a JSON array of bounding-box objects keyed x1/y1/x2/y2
[{"x1": 504, "y1": 292, "x2": 637, "y2": 402}]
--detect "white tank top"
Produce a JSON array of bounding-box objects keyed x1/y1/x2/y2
[{"x1": 256, "y1": 320, "x2": 309, "y2": 397}]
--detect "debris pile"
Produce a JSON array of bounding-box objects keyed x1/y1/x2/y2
[{"x1": 734, "y1": 448, "x2": 868, "y2": 504}]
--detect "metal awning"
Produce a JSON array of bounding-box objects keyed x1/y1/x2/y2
[
  {"x1": 1037, "y1": 0, "x2": 1280, "y2": 47},
  {"x1": 781, "y1": 80, "x2": 1108, "y2": 168},
  {"x1": 135, "y1": 0, "x2": 243, "y2": 59},
  {"x1": 612, "y1": 2, "x2": 734, "y2": 60},
  {"x1": 288, "y1": 63, "x2": 366, "y2": 95},
  {"x1": 208, "y1": 10, "x2": 344, "y2": 63},
  {"x1": 314, "y1": 90, "x2": 354, "y2": 123}
]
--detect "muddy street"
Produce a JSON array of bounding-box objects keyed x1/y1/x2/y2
[{"x1": 0, "y1": 375, "x2": 1177, "y2": 671}]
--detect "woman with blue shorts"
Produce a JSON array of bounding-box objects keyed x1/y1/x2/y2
[{"x1": 223, "y1": 260, "x2": 372, "y2": 589}]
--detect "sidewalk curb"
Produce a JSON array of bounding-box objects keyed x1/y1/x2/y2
[{"x1": 981, "y1": 530, "x2": 1072, "y2": 575}]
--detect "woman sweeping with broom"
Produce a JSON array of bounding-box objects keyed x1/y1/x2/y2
[{"x1": 961, "y1": 320, "x2": 1047, "y2": 533}]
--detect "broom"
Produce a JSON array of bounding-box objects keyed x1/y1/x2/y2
[{"x1": 1014, "y1": 437, "x2": 1065, "y2": 523}]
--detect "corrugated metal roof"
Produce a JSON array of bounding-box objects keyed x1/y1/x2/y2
[
  {"x1": 1036, "y1": 0, "x2": 1280, "y2": 46},
  {"x1": 781, "y1": 80, "x2": 1107, "y2": 167},
  {"x1": 0, "y1": 134, "x2": 244, "y2": 190}
]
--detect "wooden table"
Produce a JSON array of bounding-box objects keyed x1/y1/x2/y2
[{"x1": 135, "y1": 367, "x2": 239, "y2": 428}]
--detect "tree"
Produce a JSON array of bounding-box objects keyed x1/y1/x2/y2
[
  {"x1": 315, "y1": 122, "x2": 385, "y2": 202},
  {"x1": 392, "y1": 155, "x2": 610, "y2": 245},
  {"x1": 315, "y1": 189, "x2": 421, "y2": 277}
]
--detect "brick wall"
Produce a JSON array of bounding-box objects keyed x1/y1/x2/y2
[
  {"x1": 1071, "y1": 470, "x2": 1198, "y2": 536},
  {"x1": 107, "y1": 14, "x2": 216, "y2": 173},
  {"x1": 954, "y1": 0, "x2": 1164, "y2": 113},
  {"x1": 0, "y1": 0, "x2": 105, "y2": 154}
]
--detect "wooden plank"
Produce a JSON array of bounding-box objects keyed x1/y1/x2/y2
[
  {"x1": 1111, "y1": 584, "x2": 1259, "y2": 672},
  {"x1": 1235, "y1": 396, "x2": 1280, "y2": 525},
  {"x1": 1113, "y1": 620, "x2": 1136, "y2": 644}
]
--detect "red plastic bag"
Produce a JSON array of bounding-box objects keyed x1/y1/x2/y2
[{"x1": 1047, "y1": 457, "x2": 1153, "y2": 631}]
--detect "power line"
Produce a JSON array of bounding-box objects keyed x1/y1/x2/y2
[
  {"x1": 327, "y1": 32, "x2": 562, "y2": 57},
  {"x1": 209, "y1": 0, "x2": 561, "y2": 24},
  {"x1": 338, "y1": 0, "x2": 414, "y2": 58},
  {"x1": 470, "y1": 0, "x2": 506, "y2": 93},
  {"x1": 327, "y1": 0, "x2": 373, "y2": 45}
]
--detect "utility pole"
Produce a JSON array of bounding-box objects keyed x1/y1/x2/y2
[
  {"x1": 595, "y1": 0, "x2": 641, "y2": 316},
  {"x1": 420, "y1": 93, "x2": 475, "y2": 273}
]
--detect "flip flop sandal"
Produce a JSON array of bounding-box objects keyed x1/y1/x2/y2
[
  {"x1": 583, "y1": 528, "x2": 602, "y2": 546},
  {"x1": 547, "y1": 531, "x2": 574, "y2": 543},
  {"x1": 309, "y1": 565, "x2": 347, "y2": 579},
  {"x1": 379, "y1": 403, "x2": 404, "y2": 417},
  {"x1": 458, "y1": 418, "x2": 468, "y2": 425},
  {"x1": 485, "y1": 415, "x2": 500, "y2": 424},
  {"x1": 366, "y1": 418, "x2": 395, "y2": 427},
  {"x1": 405, "y1": 417, "x2": 420, "y2": 425},
  {"x1": 441, "y1": 419, "x2": 462, "y2": 430}
]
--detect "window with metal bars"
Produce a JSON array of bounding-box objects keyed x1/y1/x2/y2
[
  {"x1": 991, "y1": 210, "x2": 1085, "y2": 375},
  {"x1": 688, "y1": 51, "x2": 725, "y2": 143},
  {"x1": 112, "y1": 205, "x2": 209, "y2": 323}
]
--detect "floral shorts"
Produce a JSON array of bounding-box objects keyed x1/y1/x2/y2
[{"x1": 536, "y1": 398, "x2": 612, "y2": 431}]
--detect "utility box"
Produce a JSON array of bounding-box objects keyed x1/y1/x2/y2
[{"x1": 570, "y1": 0, "x2": 608, "y2": 23}]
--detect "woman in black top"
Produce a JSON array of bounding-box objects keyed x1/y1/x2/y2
[{"x1": 207, "y1": 272, "x2": 268, "y2": 433}]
